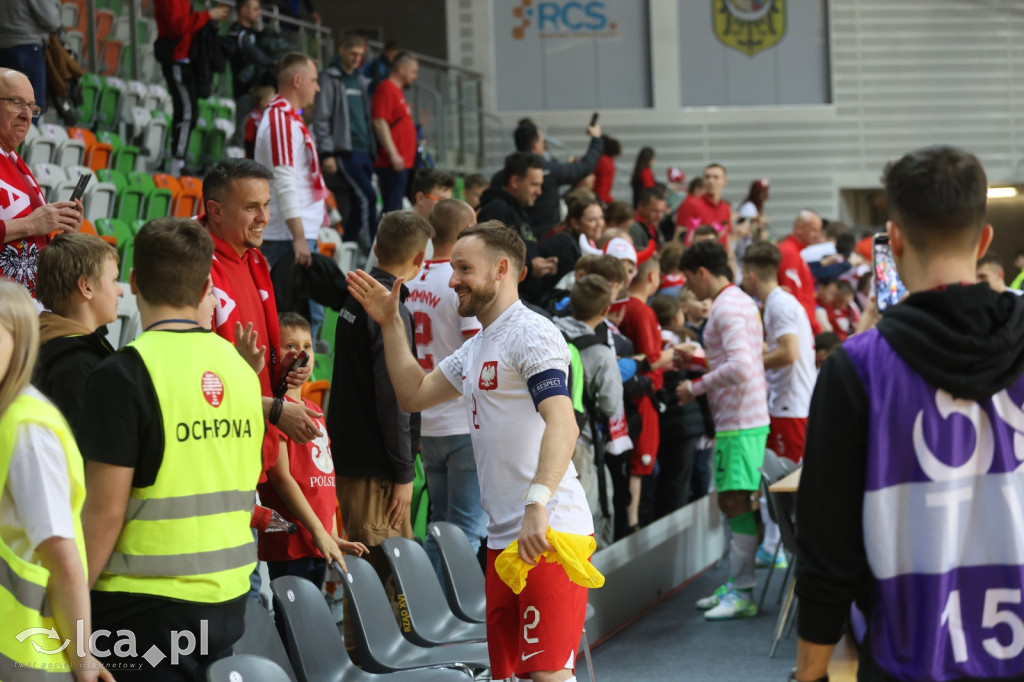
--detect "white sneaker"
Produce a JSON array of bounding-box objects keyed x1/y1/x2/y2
[
  {"x1": 696, "y1": 580, "x2": 734, "y2": 610},
  {"x1": 704, "y1": 589, "x2": 758, "y2": 620}
]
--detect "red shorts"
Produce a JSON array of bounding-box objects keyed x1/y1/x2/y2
[
  {"x1": 768, "y1": 415, "x2": 807, "y2": 464},
  {"x1": 631, "y1": 396, "x2": 659, "y2": 476},
  {"x1": 485, "y1": 548, "x2": 588, "y2": 679}
]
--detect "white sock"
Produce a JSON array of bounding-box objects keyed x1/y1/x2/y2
[
  {"x1": 730, "y1": 531, "x2": 759, "y2": 591},
  {"x1": 760, "y1": 494, "x2": 781, "y2": 554}
]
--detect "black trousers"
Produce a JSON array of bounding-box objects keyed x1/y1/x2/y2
[
  {"x1": 653, "y1": 417, "x2": 700, "y2": 520},
  {"x1": 160, "y1": 59, "x2": 198, "y2": 162},
  {"x1": 91, "y1": 591, "x2": 246, "y2": 681}
]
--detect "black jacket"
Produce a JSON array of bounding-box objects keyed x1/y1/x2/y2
[
  {"x1": 527, "y1": 137, "x2": 603, "y2": 238},
  {"x1": 477, "y1": 187, "x2": 546, "y2": 303},
  {"x1": 33, "y1": 312, "x2": 115, "y2": 437},
  {"x1": 536, "y1": 229, "x2": 580, "y2": 294},
  {"x1": 326, "y1": 268, "x2": 418, "y2": 483},
  {"x1": 796, "y1": 284, "x2": 1024, "y2": 680}
]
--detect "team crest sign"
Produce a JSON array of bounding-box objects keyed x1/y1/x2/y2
[{"x1": 713, "y1": 0, "x2": 785, "y2": 57}]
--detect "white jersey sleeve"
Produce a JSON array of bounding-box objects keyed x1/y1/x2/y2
[{"x1": 439, "y1": 341, "x2": 469, "y2": 394}]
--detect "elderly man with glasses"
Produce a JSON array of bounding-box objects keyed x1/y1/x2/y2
[{"x1": 0, "y1": 68, "x2": 83, "y2": 296}]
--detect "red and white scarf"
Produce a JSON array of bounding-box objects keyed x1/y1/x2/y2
[
  {"x1": 264, "y1": 95, "x2": 330, "y2": 202},
  {"x1": 0, "y1": 150, "x2": 48, "y2": 294}
]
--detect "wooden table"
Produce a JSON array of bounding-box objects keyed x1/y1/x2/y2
[{"x1": 769, "y1": 467, "x2": 801, "y2": 493}]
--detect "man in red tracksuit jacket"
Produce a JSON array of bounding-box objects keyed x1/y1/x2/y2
[{"x1": 154, "y1": 0, "x2": 228, "y2": 175}]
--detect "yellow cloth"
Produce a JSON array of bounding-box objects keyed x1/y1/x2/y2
[{"x1": 495, "y1": 529, "x2": 605, "y2": 594}]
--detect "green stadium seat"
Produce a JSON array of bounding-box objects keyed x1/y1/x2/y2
[
  {"x1": 78, "y1": 73, "x2": 102, "y2": 127},
  {"x1": 95, "y1": 76, "x2": 121, "y2": 130},
  {"x1": 186, "y1": 126, "x2": 207, "y2": 170},
  {"x1": 97, "y1": 131, "x2": 139, "y2": 175},
  {"x1": 132, "y1": 172, "x2": 172, "y2": 220},
  {"x1": 98, "y1": 169, "x2": 134, "y2": 221}
]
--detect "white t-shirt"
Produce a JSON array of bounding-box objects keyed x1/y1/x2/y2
[
  {"x1": 405, "y1": 259, "x2": 481, "y2": 437},
  {"x1": 763, "y1": 287, "x2": 816, "y2": 418},
  {"x1": 438, "y1": 301, "x2": 594, "y2": 549},
  {"x1": 0, "y1": 387, "x2": 76, "y2": 562}
]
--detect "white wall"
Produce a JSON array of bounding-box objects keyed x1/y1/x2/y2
[{"x1": 448, "y1": 0, "x2": 1024, "y2": 233}]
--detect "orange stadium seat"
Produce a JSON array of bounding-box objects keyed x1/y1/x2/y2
[
  {"x1": 99, "y1": 40, "x2": 122, "y2": 77},
  {"x1": 94, "y1": 9, "x2": 115, "y2": 44},
  {"x1": 175, "y1": 175, "x2": 203, "y2": 218},
  {"x1": 301, "y1": 380, "x2": 330, "y2": 409},
  {"x1": 67, "y1": 127, "x2": 113, "y2": 172},
  {"x1": 152, "y1": 172, "x2": 181, "y2": 197}
]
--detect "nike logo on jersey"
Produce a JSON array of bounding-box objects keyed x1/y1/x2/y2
[{"x1": 521, "y1": 650, "x2": 544, "y2": 661}]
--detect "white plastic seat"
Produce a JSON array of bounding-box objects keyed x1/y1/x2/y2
[
  {"x1": 224, "y1": 146, "x2": 245, "y2": 159},
  {"x1": 31, "y1": 163, "x2": 67, "y2": 202},
  {"x1": 336, "y1": 242, "x2": 359, "y2": 274},
  {"x1": 18, "y1": 122, "x2": 39, "y2": 159},
  {"x1": 217, "y1": 97, "x2": 236, "y2": 123},
  {"x1": 106, "y1": 290, "x2": 141, "y2": 349},
  {"x1": 112, "y1": 15, "x2": 131, "y2": 43},
  {"x1": 83, "y1": 180, "x2": 117, "y2": 223},
  {"x1": 142, "y1": 83, "x2": 169, "y2": 112},
  {"x1": 65, "y1": 30, "x2": 84, "y2": 57},
  {"x1": 138, "y1": 44, "x2": 157, "y2": 84},
  {"x1": 22, "y1": 123, "x2": 62, "y2": 165},
  {"x1": 60, "y1": 2, "x2": 79, "y2": 29},
  {"x1": 139, "y1": 114, "x2": 168, "y2": 172}
]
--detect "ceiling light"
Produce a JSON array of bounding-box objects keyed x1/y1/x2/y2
[{"x1": 987, "y1": 187, "x2": 1018, "y2": 199}]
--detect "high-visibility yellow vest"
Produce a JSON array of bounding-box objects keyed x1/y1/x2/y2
[
  {"x1": 93, "y1": 330, "x2": 263, "y2": 604},
  {"x1": 0, "y1": 389, "x2": 85, "y2": 679}
]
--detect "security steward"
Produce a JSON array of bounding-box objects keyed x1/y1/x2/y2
[
  {"x1": 0, "y1": 389, "x2": 88, "y2": 678},
  {"x1": 79, "y1": 218, "x2": 264, "y2": 681}
]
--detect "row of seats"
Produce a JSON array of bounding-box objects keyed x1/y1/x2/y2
[{"x1": 61, "y1": 0, "x2": 159, "y2": 81}]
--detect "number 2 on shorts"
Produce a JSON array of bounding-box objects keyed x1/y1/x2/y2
[{"x1": 523, "y1": 605, "x2": 541, "y2": 644}]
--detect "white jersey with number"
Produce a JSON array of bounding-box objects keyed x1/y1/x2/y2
[
  {"x1": 406, "y1": 259, "x2": 481, "y2": 437},
  {"x1": 763, "y1": 287, "x2": 816, "y2": 418},
  {"x1": 438, "y1": 301, "x2": 593, "y2": 549}
]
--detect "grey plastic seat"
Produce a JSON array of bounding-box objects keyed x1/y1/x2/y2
[
  {"x1": 381, "y1": 537, "x2": 487, "y2": 646},
  {"x1": 427, "y1": 522, "x2": 487, "y2": 623},
  {"x1": 270, "y1": 575, "x2": 471, "y2": 682},
  {"x1": 207, "y1": 654, "x2": 292, "y2": 682},
  {"x1": 232, "y1": 599, "x2": 298, "y2": 682},
  {"x1": 337, "y1": 557, "x2": 490, "y2": 675}
]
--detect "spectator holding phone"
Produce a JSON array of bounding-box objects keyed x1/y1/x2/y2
[
  {"x1": 0, "y1": 68, "x2": 83, "y2": 295},
  {"x1": 259, "y1": 312, "x2": 367, "y2": 586},
  {"x1": 796, "y1": 147, "x2": 1024, "y2": 681},
  {"x1": 200, "y1": 159, "x2": 321, "y2": 446}
]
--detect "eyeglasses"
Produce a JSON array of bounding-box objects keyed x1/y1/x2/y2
[{"x1": 0, "y1": 97, "x2": 41, "y2": 119}]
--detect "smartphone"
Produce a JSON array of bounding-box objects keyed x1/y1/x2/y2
[
  {"x1": 273, "y1": 350, "x2": 309, "y2": 398},
  {"x1": 589, "y1": 111, "x2": 599, "y2": 127},
  {"x1": 873, "y1": 234, "x2": 906, "y2": 311},
  {"x1": 70, "y1": 173, "x2": 91, "y2": 202}
]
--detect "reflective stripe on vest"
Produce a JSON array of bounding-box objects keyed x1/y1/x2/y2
[
  {"x1": 0, "y1": 390, "x2": 86, "y2": 673},
  {"x1": 94, "y1": 330, "x2": 264, "y2": 603},
  {"x1": 125, "y1": 489, "x2": 255, "y2": 521}
]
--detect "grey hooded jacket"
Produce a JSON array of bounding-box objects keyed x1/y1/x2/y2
[{"x1": 313, "y1": 62, "x2": 375, "y2": 157}]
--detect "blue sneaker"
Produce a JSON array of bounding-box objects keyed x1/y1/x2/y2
[{"x1": 756, "y1": 546, "x2": 788, "y2": 569}]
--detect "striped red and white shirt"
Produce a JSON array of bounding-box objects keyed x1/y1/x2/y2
[
  {"x1": 254, "y1": 95, "x2": 327, "y2": 241},
  {"x1": 690, "y1": 284, "x2": 770, "y2": 433}
]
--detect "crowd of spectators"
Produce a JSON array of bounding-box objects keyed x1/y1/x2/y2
[{"x1": 4, "y1": 5, "x2": 1024, "y2": 679}]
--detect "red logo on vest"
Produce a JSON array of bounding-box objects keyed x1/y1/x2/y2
[
  {"x1": 479, "y1": 361, "x2": 498, "y2": 391},
  {"x1": 202, "y1": 371, "x2": 225, "y2": 407}
]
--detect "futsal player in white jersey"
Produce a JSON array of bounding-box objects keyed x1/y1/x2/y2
[
  {"x1": 404, "y1": 199, "x2": 488, "y2": 577},
  {"x1": 346, "y1": 220, "x2": 593, "y2": 682},
  {"x1": 740, "y1": 241, "x2": 816, "y2": 568}
]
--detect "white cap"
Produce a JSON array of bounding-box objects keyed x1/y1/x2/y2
[
  {"x1": 738, "y1": 202, "x2": 758, "y2": 220},
  {"x1": 603, "y1": 237, "x2": 637, "y2": 264}
]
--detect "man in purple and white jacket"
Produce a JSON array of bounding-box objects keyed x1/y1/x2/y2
[{"x1": 794, "y1": 145, "x2": 1024, "y2": 682}]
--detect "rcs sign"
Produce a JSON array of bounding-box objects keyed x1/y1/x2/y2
[{"x1": 512, "y1": 0, "x2": 616, "y2": 39}]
